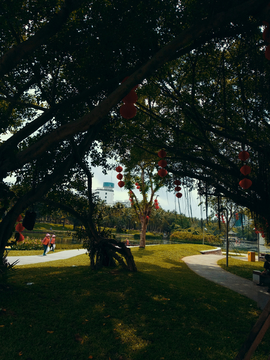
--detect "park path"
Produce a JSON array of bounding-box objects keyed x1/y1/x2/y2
[
  {"x1": 7, "y1": 249, "x2": 87, "y2": 266},
  {"x1": 183, "y1": 254, "x2": 270, "y2": 309}
]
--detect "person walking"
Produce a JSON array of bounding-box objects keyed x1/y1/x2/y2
[
  {"x1": 42, "y1": 233, "x2": 50, "y2": 256},
  {"x1": 50, "y1": 234, "x2": 56, "y2": 252}
]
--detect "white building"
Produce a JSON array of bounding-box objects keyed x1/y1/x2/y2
[{"x1": 94, "y1": 182, "x2": 114, "y2": 205}]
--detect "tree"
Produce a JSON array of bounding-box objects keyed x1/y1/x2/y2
[
  {"x1": 0, "y1": 0, "x2": 269, "y2": 271},
  {"x1": 108, "y1": 21, "x2": 270, "y2": 243},
  {"x1": 42, "y1": 160, "x2": 137, "y2": 271},
  {"x1": 122, "y1": 158, "x2": 166, "y2": 248}
]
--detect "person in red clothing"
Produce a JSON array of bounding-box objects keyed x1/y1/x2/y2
[
  {"x1": 50, "y1": 234, "x2": 56, "y2": 252},
  {"x1": 42, "y1": 233, "x2": 50, "y2": 256}
]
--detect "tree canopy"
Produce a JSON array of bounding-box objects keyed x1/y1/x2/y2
[{"x1": 0, "y1": 0, "x2": 270, "y2": 258}]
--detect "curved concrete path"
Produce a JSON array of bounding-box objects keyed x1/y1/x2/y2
[
  {"x1": 7, "y1": 249, "x2": 87, "y2": 266},
  {"x1": 183, "y1": 254, "x2": 270, "y2": 309}
]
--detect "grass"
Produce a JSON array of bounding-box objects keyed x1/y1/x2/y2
[
  {"x1": 1, "y1": 244, "x2": 269, "y2": 360},
  {"x1": 218, "y1": 256, "x2": 265, "y2": 281}
]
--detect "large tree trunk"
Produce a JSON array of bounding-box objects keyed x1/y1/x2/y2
[{"x1": 86, "y1": 236, "x2": 137, "y2": 272}]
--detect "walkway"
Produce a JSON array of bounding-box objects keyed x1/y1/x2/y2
[
  {"x1": 7, "y1": 249, "x2": 87, "y2": 266},
  {"x1": 183, "y1": 254, "x2": 270, "y2": 310}
]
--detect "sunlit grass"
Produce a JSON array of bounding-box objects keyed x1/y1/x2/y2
[
  {"x1": 218, "y1": 256, "x2": 265, "y2": 280},
  {"x1": 1, "y1": 244, "x2": 269, "y2": 359}
]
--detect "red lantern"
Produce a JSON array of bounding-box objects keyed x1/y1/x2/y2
[
  {"x1": 136, "y1": 186, "x2": 140, "y2": 189},
  {"x1": 239, "y1": 178, "x2": 252, "y2": 189},
  {"x1": 135, "y1": 182, "x2": 139, "y2": 186},
  {"x1": 240, "y1": 165, "x2": 251, "y2": 176},
  {"x1": 122, "y1": 90, "x2": 138, "y2": 104},
  {"x1": 16, "y1": 223, "x2": 25, "y2": 232},
  {"x1": 176, "y1": 193, "x2": 182, "y2": 198},
  {"x1": 174, "y1": 180, "x2": 181, "y2": 185},
  {"x1": 158, "y1": 159, "x2": 167, "y2": 167},
  {"x1": 116, "y1": 166, "x2": 123, "y2": 172},
  {"x1": 118, "y1": 181, "x2": 125, "y2": 188},
  {"x1": 266, "y1": 45, "x2": 270, "y2": 60},
  {"x1": 158, "y1": 168, "x2": 168, "y2": 177},
  {"x1": 238, "y1": 151, "x2": 249, "y2": 161},
  {"x1": 116, "y1": 173, "x2": 123, "y2": 180},
  {"x1": 175, "y1": 186, "x2": 181, "y2": 192},
  {"x1": 146, "y1": 216, "x2": 150, "y2": 220},
  {"x1": 154, "y1": 199, "x2": 158, "y2": 203},
  {"x1": 263, "y1": 22, "x2": 270, "y2": 42},
  {"x1": 120, "y1": 103, "x2": 137, "y2": 119},
  {"x1": 155, "y1": 206, "x2": 159, "y2": 209},
  {"x1": 17, "y1": 233, "x2": 24, "y2": 242},
  {"x1": 158, "y1": 149, "x2": 167, "y2": 158},
  {"x1": 16, "y1": 215, "x2": 22, "y2": 222}
]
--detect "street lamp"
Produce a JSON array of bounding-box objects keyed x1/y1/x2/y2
[
  {"x1": 219, "y1": 207, "x2": 229, "y2": 267},
  {"x1": 203, "y1": 227, "x2": 207, "y2": 245}
]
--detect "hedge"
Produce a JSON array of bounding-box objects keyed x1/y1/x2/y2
[
  {"x1": 170, "y1": 231, "x2": 221, "y2": 244},
  {"x1": 133, "y1": 233, "x2": 163, "y2": 240}
]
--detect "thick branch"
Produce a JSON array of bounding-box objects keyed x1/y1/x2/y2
[{"x1": 0, "y1": 0, "x2": 268, "y2": 177}]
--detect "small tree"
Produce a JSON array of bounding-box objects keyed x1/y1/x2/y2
[{"x1": 121, "y1": 158, "x2": 168, "y2": 248}]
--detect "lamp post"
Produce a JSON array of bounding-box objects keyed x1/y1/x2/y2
[
  {"x1": 203, "y1": 227, "x2": 207, "y2": 245},
  {"x1": 219, "y1": 207, "x2": 229, "y2": 267}
]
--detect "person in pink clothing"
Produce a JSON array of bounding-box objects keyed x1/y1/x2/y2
[
  {"x1": 42, "y1": 233, "x2": 50, "y2": 256},
  {"x1": 50, "y1": 234, "x2": 56, "y2": 252}
]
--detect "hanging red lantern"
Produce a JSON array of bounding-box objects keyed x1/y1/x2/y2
[
  {"x1": 239, "y1": 178, "x2": 252, "y2": 189},
  {"x1": 118, "y1": 181, "x2": 125, "y2": 188},
  {"x1": 136, "y1": 186, "x2": 140, "y2": 189},
  {"x1": 158, "y1": 168, "x2": 168, "y2": 177},
  {"x1": 116, "y1": 173, "x2": 123, "y2": 180},
  {"x1": 158, "y1": 159, "x2": 167, "y2": 167},
  {"x1": 17, "y1": 233, "x2": 24, "y2": 242},
  {"x1": 263, "y1": 22, "x2": 270, "y2": 42},
  {"x1": 174, "y1": 180, "x2": 181, "y2": 185},
  {"x1": 120, "y1": 103, "x2": 137, "y2": 119},
  {"x1": 238, "y1": 151, "x2": 249, "y2": 161},
  {"x1": 155, "y1": 206, "x2": 159, "y2": 209},
  {"x1": 116, "y1": 166, "x2": 123, "y2": 172},
  {"x1": 265, "y1": 45, "x2": 270, "y2": 60},
  {"x1": 176, "y1": 193, "x2": 182, "y2": 198},
  {"x1": 240, "y1": 165, "x2": 251, "y2": 176},
  {"x1": 122, "y1": 90, "x2": 138, "y2": 104},
  {"x1": 15, "y1": 223, "x2": 25, "y2": 232},
  {"x1": 175, "y1": 186, "x2": 181, "y2": 192},
  {"x1": 16, "y1": 215, "x2": 22, "y2": 223},
  {"x1": 158, "y1": 149, "x2": 167, "y2": 158},
  {"x1": 146, "y1": 216, "x2": 150, "y2": 220}
]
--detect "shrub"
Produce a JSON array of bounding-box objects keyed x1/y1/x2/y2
[
  {"x1": 133, "y1": 232, "x2": 163, "y2": 240},
  {"x1": 170, "y1": 231, "x2": 221, "y2": 244}
]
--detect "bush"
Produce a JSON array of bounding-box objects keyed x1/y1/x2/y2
[
  {"x1": 133, "y1": 232, "x2": 163, "y2": 240},
  {"x1": 170, "y1": 231, "x2": 221, "y2": 244},
  {"x1": 9, "y1": 237, "x2": 43, "y2": 250}
]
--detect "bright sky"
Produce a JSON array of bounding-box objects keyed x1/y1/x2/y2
[{"x1": 92, "y1": 166, "x2": 206, "y2": 219}]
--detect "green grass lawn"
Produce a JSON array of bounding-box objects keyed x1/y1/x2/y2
[{"x1": 1, "y1": 244, "x2": 269, "y2": 360}]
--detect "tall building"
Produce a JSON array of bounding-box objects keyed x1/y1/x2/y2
[{"x1": 94, "y1": 182, "x2": 114, "y2": 205}]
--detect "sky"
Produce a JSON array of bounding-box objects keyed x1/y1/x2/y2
[{"x1": 91, "y1": 166, "x2": 206, "y2": 219}]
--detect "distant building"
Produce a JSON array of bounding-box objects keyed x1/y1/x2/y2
[{"x1": 94, "y1": 182, "x2": 114, "y2": 205}]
